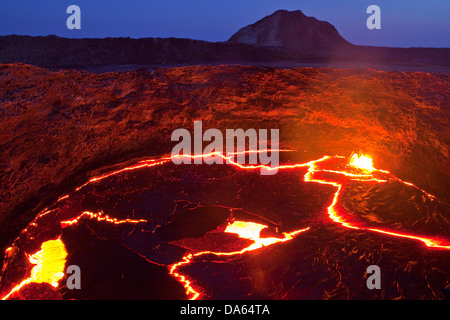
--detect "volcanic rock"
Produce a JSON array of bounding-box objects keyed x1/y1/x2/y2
[
  {"x1": 0, "y1": 10, "x2": 448, "y2": 70},
  {"x1": 228, "y1": 9, "x2": 353, "y2": 55},
  {"x1": 0, "y1": 63, "x2": 449, "y2": 259}
]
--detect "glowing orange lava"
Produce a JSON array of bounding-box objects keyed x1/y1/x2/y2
[
  {"x1": 1, "y1": 238, "x2": 67, "y2": 300},
  {"x1": 2, "y1": 149, "x2": 449, "y2": 300},
  {"x1": 168, "y1": 220, "x2": 311, "y2": 300},
  {"x1": 1, "y1": 211, "x2": 147, "y2": 299},
  {"x1": 349, "y1": 153, "x2": 375, "y2": 172},
  {"x1": 60, "y1": 210, "x2": 147, "y2": 228}
]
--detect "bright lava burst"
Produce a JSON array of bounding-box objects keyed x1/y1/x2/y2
[
  {"x1": 1, "y1": 238, "x2": 67, "y2": 300},
  {"x1": 349, "y1": 153, "x2": 375, "y2": 172}
]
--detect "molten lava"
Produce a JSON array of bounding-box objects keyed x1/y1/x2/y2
[
  {"x1": 1, "y1": 211, "x2": 148, "y2": 300},
  {"x1": 349, "y1": 153, "x2": 375, "y2": 172},
  {"x1": 168, "y1": 220, "x2": 311, "y2": 300},
  {"x1": 1, "y1": 150, "x2": 449, "y2": 300},
  {"x1": 1, "y1": 238, "x2": 67, "y2": 300},
  {"x1": 60, "y1": 210, "x2": 147, "y2": 228}
]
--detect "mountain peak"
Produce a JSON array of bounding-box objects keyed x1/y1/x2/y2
[{"x1": 228, "y1": 9, "x2": 353, "y2": 53}]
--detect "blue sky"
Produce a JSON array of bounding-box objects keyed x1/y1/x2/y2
[{"x1": 0, "y1": 0, "x2": 449, "y2": 47}]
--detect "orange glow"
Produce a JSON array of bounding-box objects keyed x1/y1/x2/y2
[
  {"x1": 349, "y1": 153, "x2": 375, "y2": 172},
  {"x1": 5, "y1": 149, "x2": 449, "y2": 300},
  {"x1": 74, "y1": 149, "x2": 291, "y2": 191},
  {"x1": 368, "y1": 228, "x2": 450, "y2": 249},
  {"x1": 221, "y1": 221, "x2": 310, "y2": 254},
  {"x1": 60, "y1": 210, "x2": 147, "y2": 228},
  {"x1": 1, "y1": 238, "x2": 67, "y2": 300},
  {"x1": 74, "y1": 159, "x2": 172, "y2": 191},
  {"x1": 169, "y1": 220, "x2": 310, "y2": 300}
]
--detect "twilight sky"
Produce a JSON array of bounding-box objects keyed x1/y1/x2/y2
[{"x1": 0, "y1": 0, "x2": 449, "y2": 48}]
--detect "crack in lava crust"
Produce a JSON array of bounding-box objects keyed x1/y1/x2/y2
[
  {"x1": 169, "y1": 221, "x2": 311, "y2": 300},
  {"x1": 166, "y1": 152, "x2": 450, "y2": 299},
  {"x1": 1, "y1": 150, "x2": 449, "y2": 300}
]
